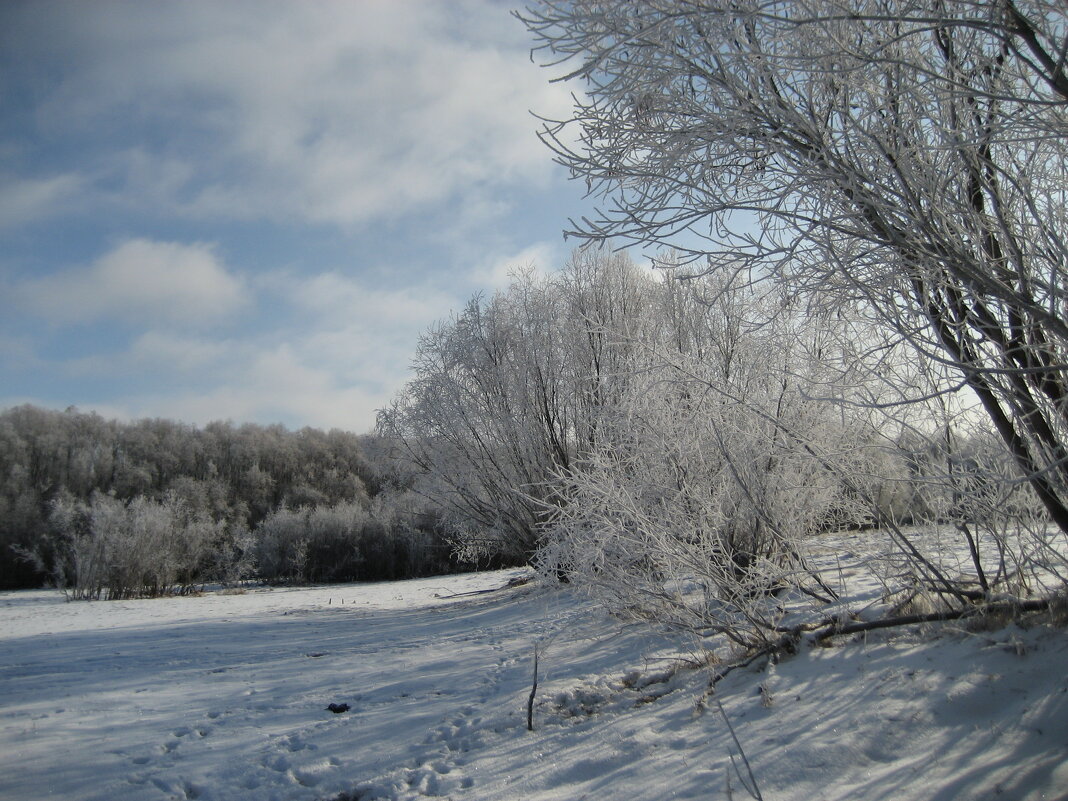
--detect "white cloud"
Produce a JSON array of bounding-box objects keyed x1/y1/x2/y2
[
  {"x1": 12, "y1": 0, "x2": 574, "y2": 229},
  {"x1": 33, "y1": 267, "x2": 455, "y2": 432},
  {"x1": 246, "y1": 271, "x2": 468, "y2": 428},
  {"x1": 116, "y1": 344, "x2": 393, "y2": 434},
  {"x1": 0, "y1": 1, "x2": 589, "y2": 433},
  {"x1": 16, "y1": 238, "x2": 247, "y2": 326},
  {"x1": 0, "y1": 334, "x2": 40, "y2": 371},
  {"x1": 127, "y1": 331, "x2": 234, "y2": 373},
  {"x1": 52, "y1": 330, "x2": 236, "y2": 380},
  {"x1": 278, "y1": 271, "x2": 460, "y2": 394},
  {"x1": 37, "y1": 329, "x2": 400, "y2": 433}
]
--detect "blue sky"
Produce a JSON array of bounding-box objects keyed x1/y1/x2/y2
[{"x1": 0, "y1": 0, "x2": 591, "y2": 433}]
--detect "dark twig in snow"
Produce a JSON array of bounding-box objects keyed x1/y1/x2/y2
[{"x1": 716, "y1": 699, "x2": 764, "y2": 801}]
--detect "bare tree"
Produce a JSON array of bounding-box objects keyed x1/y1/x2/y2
[
  {"x1": 377, "y1": 289, "x2": 563, "y2": 561},
  {"x1": 520, "y1": 0, "x2": 1068, "y2": 538}
]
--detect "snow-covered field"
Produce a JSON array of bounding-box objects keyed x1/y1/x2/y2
[{"x1": 2, "y1": 557, "x2": 1068, "y2": 801}]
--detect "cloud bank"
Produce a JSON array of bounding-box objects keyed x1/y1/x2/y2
[{"x1": 2, "y1": 0, "x2": 571, "y2": 229}]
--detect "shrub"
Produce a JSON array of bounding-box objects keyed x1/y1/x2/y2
[{"x1": 44, "y1": 491, "x2": 223, "y2": 599}]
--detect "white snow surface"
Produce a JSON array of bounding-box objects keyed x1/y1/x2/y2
[{"x1": 2, "y1": 559, "x2": 1068, "y2": 801}]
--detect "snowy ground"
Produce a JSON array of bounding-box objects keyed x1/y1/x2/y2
[{"x1": 2, "y1": 553, "x2": 1068, "y2": 801}]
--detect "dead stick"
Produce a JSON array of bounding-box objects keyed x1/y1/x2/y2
[{"x1": 527, "y1": 643, "x2": 539, "y2": 732}]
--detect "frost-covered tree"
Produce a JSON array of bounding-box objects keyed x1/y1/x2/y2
[
  {"x1": 538, "y1": 276, "x2": 878, "y2": 643},
  {"x1": 378, "y1": 248, "x2": 654, "y2": 562},
  {"x1": 521, "y1": 0, "x2": 1068, "y2": 537}
]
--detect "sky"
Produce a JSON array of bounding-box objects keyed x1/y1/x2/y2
[{"x1": 0, "y1": 0, "x2": 592, "y2": 433}]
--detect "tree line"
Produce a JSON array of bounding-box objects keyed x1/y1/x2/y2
[{"x1": 0, "y1": 406, "x2": 480, "y2": 596}]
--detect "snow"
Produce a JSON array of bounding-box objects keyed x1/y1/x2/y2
[{"x1": 2, "y1": 558, "x2": 1068, "y2": 801}]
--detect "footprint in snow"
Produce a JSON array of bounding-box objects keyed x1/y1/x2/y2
[
  {"x1": 281, "y1": 733, "x2": 317, "y2": 753},
  {"x1": 263, "y1": 753, "x2": 290, "y2": 773}
]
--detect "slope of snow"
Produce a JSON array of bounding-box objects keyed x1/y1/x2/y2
[{"x1": 2, "y1": 564, "x2": 1067, "y2": 801}]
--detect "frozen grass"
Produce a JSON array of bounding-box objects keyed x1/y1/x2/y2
[{"x1": 2, "y1": 537, "x2": 1068, "y2": 801}]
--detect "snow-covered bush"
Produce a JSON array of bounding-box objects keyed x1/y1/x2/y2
[
  {"x1": 885, "y1": 425, "x2": 1063, "y2": 599},
  {"x1": 45, "y1": 491, "x2": 223, "y2": 599},
  {"x1": 537, "y1": 282, "x2": 877, "y2": 646}
]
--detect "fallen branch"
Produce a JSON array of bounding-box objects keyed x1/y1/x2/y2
[
  {"x1": 438, "y1": 575, "x2": 533, "y2": 599},
  {"x1": 810, "y1": 597, "x2": 1054, "y2": 643},
  {"x1": 708, "y1": 633, "x2": 799, "y2": 691},
  {"x1": 709, "y1": 596, "x2": 1058, "y2": 692}
]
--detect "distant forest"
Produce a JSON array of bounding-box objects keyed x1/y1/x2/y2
[{"x1": 0, "y1": 405, "x2": 488, "y2": 596}]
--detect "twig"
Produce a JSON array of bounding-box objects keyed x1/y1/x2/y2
[
  {"x1": 527, "y1": 643, "x2": 539, "y2": 732},
  {"x1": 716, "y1": 699, "x2": 764, "y2": 801},
  {"x1": 707, "y1": 629, "x2": 801, "y2": 691}
]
